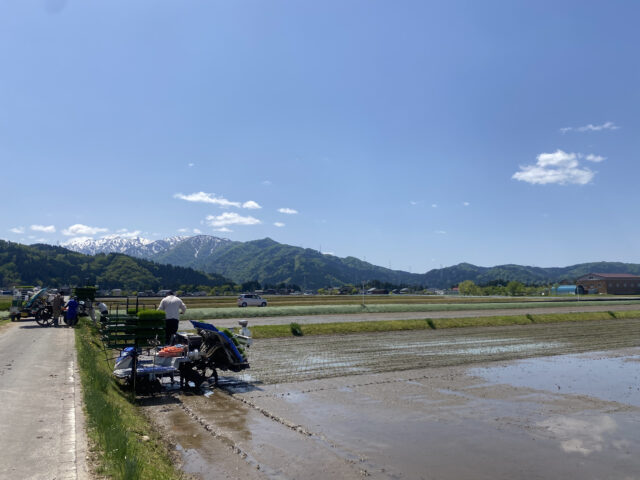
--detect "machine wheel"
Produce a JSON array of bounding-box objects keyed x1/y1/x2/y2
[
  {"x1": 35, "y1": 308, "x2": 53, "y2": 327},
  {"x1": 241, "y1": 302, "x2": 247, "y2": 307},
  {"x1": 260, "y1": 302, "x2": 266, "y2": 307}
]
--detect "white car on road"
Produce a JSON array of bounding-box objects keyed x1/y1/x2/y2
[{"x1": 237, "y1": 294, "x2": 267, "y2": 307}]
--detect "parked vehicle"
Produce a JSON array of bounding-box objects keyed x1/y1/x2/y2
[
  {"x1": 10, "y1": 287, "x2": 51, "y2": 323},
  {"x1": 237, "y1": 294, "x2": 267, "y2": 307}
]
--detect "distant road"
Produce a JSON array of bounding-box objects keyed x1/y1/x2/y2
[{"x1": 179, "y1": 302, "x2": 640, "y2": 330}]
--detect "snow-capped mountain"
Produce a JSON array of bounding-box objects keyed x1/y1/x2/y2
[
  {"x1": 182, "y1": 235, "x2": 231, "y2": 259},
  {"x1": 63, "y1": 235, "x2": 187, "y2": 258}
]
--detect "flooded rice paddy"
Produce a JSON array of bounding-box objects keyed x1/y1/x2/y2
[
  {"x1": 143, "y1": 318, "x2": 640, "y2": 479},
  {"x1": 239, "y1": 318, "x2": 640, "y2": 385}
]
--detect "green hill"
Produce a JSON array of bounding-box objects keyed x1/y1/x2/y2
[
  {"x1": 150, "y1": 236, "x2": 428, "y2": 289},
  {"x1": 0, "y1": 240, "x2": 232, "y2": 291},
  {"x1": 4, "y1": 238, "x2": 640, "y2": 291}
]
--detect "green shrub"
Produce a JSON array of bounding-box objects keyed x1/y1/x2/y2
[
  {"x1": 607, "y1": 311, "x2": 617, "y2": 318},
  {"x1": 426, "y1": 319, "x2": 436, "y2": 329},
  {"x1": 290, "y1": 322, "x2": 304, "y2": 336},
  {"x1": 526, "y1": 314, "x2": 535, "y2": 323}
]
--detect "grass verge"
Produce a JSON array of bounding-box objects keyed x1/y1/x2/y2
[
  {"x1": 74, "y1": 319, "x2": 182, "y2": 480},
  {"x1": 247, "y1": 310, "x2": 640, "y2": 339}
]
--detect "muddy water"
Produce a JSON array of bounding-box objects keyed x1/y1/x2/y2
[{"x1": 143, "y1": 319, "x2": 640, "y2": 479}]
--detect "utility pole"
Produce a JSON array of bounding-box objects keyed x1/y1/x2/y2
[{"x1": 362, "y1": 280, "x2": 365, "y2": 307}]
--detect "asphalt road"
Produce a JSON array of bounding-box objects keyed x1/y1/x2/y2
[
  {"x1": 178, "y1": 302, "x2": 640, "y2": 330},
  {"x1": 0, "y1": 321, "x2": 89, "y2": 480}
]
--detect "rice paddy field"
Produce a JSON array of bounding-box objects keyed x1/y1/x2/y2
[
  {"x1": 96, "y1": 294, "x2": 640, "y2": 321},
  {"x1": 99, "y1": 293, "x2": 639, "y2": 308}
]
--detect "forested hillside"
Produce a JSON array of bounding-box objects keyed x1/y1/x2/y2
[
  {"x1": 151, "y1": 237, "x2": 428, "y2": 289},
  {"x1": 0, "y1": 240, "x2": 231, "y2": 291}
]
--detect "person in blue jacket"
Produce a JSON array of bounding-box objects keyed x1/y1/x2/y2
[{"x1": 65, "y1": 296, "x2": 79, "y2": 326}]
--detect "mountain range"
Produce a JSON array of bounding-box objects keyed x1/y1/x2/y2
[
  {"x1": 62, "y1": 235, "x2": 640, "y2": 289},
  {"x1": 0, "y1": 240, "x2": 231, "y2": 291}
]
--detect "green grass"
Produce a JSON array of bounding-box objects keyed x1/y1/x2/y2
[
  {"x1": 246, "y1": 309, "x2": 640, "y2": 338},
  {"x1": 74, "y1": 319, "x2": 182, "y2": 480},
  {"x1": 181, "y1": 299, "x2": 640, "y2": 320},
  {"x1": 0, "y1": 300, "x2": 10, "y2": 320}
]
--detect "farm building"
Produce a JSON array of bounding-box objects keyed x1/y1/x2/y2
[
  {"x1": 552, "y1": 285, "x2": 577, "y2": 295},
  {"x1": 576, "y1": 273, "x2": 640, "y2": 295}
]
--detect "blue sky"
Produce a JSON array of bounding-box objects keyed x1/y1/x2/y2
[{"x1": 1, "y1": 1, "x2": 638, "y2": 273}]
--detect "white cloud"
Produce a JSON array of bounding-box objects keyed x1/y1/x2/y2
[
  {"x1": 242, "y1": 200, "x2": 262, "y2": 209},
  {"x1": 585, "y1": 154, "x2": 606, "y2": 163},
  {"x1": 193, "y1": 228, "x2": 202, "y2": 234},
  {"x1": 178, "y1": 228, "x2": 188, "y2": 233},
  {"x1": 205, "y1": 212, "x2": 261, "y2": 228},
  {"x1": 274, "y1": 222, "x2": 285, "y2": 227},
  {"x1": 560, "y1": 121, "x2": 619, "y2": 134},
  {"x1": 435, "y1": 230, "x2": 447, "y2": 235},
  {"x1": 108, "y1": 229, "x2": 142, "y2": 239},
  {"x1": 175, "y1": 192, "x2": 262, "y2": 210},
  {"x1": 174, "y1": 192, "x2": 241, "y2": 208},
  {"x1": 409, "y1": 200, "x2": 420, "y2": 206},
  {"x1": 62, "y1": 223, "x2": 109, "y2": 236},
  {"x1": 512, "y1": 150, "x2": 597, "y2": 185},
  {"x1": 262, "y1": 180, "x2": 272, "y2": 186},
  {"x1": 30, "y1": 224, "x2": 56, "y2": 233},
  {"x1": 463, "y1": 202, "x2": 470, "y2": 206},
  {"x1": 9, "y1": 226, "x2": 25, "y2": 234},
  {"x1": 188, "y1": 163, "x2": 195, "y2": 167},
  {"x1": 431, "y1": 204, "x2": 438, "y2": 208},
  {"x1": 214, "y1": 227, "x2": 232, "y2": 233},
  {"x1": 278, "y1": 208, "x2": 298, "y2": 214}
]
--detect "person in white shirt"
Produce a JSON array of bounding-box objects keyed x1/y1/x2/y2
[
  {"x1": 95, "y1": 301, "x2": 108, "y2": 321},
  {"x1": 157, "y1": 291, "x2": 187, "y2": 344}
]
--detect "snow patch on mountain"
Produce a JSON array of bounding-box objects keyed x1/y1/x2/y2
[{"x1": 63, "y1": 235, "x2": 187, "y2": 258}]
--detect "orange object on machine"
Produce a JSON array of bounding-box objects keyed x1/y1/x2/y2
[{"x1": 157, "y1": 345, "x2": 185, "y2": 357}]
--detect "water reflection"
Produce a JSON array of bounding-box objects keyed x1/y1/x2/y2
[
  {"x1": 538, "y1": 415, "x2": 618, "y2": 455},
  {"x1": 471, "y1": 352, "x2": 640, "y2": 407}
]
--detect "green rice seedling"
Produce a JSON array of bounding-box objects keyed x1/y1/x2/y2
[
  {"x1": 137, "y1": 309, "x2": 166, "y2": 321},
  {"x1": 608, "y1": 310, "x2": 640, "y2": 319}
]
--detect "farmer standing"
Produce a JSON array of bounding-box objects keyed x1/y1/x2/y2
[
  {"x1": 51, "y1": 292, "x2": 63, "y2": 327},
  {"x1": 157, "y1": 291, "x2": 186, "y2": 344},
  {"x1": 65, "y1": 296, "x2": 79, "y2": 326}
]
